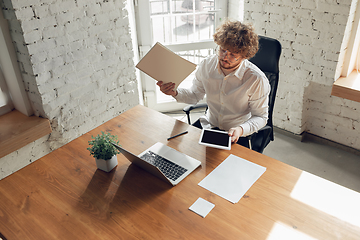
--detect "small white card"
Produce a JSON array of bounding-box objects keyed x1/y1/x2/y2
[{"x1": 189, "y1": 197, "x2": 215, "y2": 218}]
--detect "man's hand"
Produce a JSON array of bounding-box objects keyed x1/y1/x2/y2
[
  {"x1": 156, "y1": 81, "x2": 178, "y2": 97},
  {"x1": 228, "y1": 127, "x2": 243, "y2": 143}
]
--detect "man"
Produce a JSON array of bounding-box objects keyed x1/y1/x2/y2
[{"x1": 157, "y1": 20, "x2": 270, "y2": 148}]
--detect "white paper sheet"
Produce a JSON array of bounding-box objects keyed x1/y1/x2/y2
[
  {"x1": 189, "y1": 197, "x2": 215, "y2": 218},
  {"x1": 198, "y1": 154, "x2": 266, "y2": 203}
]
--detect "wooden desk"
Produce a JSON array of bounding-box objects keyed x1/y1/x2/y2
[{"x1": 0, "y1": 105, "x2": 359, "y2": 239}]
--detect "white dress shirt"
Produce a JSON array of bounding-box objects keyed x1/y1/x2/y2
[{"x1": 175, "y1": 54, "x2": 270, "y2": 137}]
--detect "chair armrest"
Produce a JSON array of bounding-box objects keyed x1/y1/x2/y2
[
  {"x1": 248, "y1": 125, "x2": 273, "y2": 153},
  {"x1": 247, "y1": 125, "x2": 272, "y2": 139},
  {"x1": 183, "y1": 103, "x2": 208, "y2": 124},
  {"x1": 183, "y1": 103, "x2": 208, "y2": 114},
  {"x1": 257, "y1": 125, "x2": 272, "y2": 133}
]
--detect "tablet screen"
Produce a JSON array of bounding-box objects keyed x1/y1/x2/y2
[{"x1": 199, "y1": 129, "x2": 231, "y2": 150}]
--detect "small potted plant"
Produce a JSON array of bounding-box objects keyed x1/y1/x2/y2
[{"x1": 87, "y1": 131, "x2": 120, "y2": 172}]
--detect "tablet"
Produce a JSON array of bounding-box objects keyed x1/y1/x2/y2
[{"x1": 198, "y1": 129, "x2": 231, "y2": 150}]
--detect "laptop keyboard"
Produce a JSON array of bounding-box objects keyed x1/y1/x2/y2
[{"x1": 140, "y1": 151, "x2": 188, "y2": 181}]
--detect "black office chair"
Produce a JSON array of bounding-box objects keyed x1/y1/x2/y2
[{"x1": 183, "y1": 35, "x2": 282, "y2": 153}]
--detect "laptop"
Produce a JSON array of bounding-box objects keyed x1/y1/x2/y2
[{"x1": 111, "y1": 142, "x2": 201, "y2": 186}]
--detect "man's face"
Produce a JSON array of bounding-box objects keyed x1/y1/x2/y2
[{"x1": 217, "y1": 46, "x2": 243, "y2": 69}]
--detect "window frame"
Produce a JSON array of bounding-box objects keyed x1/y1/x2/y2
[
  {"x1": 0, "y1": 8, "x2": 33, "y2": 116},
  {"x1": 0, "y1": 64, "x2": 14, "y2": 115},
  {"x1": 332, "y1": 0, "x2": 360, "y2": 102}
]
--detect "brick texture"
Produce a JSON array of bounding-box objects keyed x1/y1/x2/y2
[{"x1": 0, "y1": 0, "x2": 138, "y2": 179}]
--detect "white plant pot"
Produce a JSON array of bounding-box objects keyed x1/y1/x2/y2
[{"x1": 95, "y1": 155, "x2": 118, "y2": 172}]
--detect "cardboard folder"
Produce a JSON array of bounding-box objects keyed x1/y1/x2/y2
[{"x1": 136, "y1": 42, "x2": 197, "y2": 89}]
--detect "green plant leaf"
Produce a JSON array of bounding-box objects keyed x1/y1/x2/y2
[{"x1": 87, "y1": 131, "x2": 120, "y2": 160}]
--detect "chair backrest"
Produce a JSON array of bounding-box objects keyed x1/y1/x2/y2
[{"x1": 249, "y1": 35, "x2": 281, "y2": 141}]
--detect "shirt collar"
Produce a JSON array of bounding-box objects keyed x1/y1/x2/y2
[
  {"x1": 234, "y1": 59, "x2": 247, "y2": 79},
  {"x1": 217, "y1": 58, "x2": 247, "y2": 79}
]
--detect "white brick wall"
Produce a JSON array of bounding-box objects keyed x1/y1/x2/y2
[
  {"x1": 0, "y1": 0, "x2": 139, "y2": 179},
  {"x1": 228, "y1": 0, "x2": 360, "y2": 150}
]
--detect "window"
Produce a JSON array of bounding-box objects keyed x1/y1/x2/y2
[
  {"x1": 135, "y1": 0, "x2": 226, "y2": 112},
  {"x1": 0, "y1": 8, "x2": 33, "y2": 116},
  {"x1": 332, "y1": 0, "x2": 360, "y2": 102},
  {"x1": 0, "y1": 63, "x2": 14, "y2": 115}
]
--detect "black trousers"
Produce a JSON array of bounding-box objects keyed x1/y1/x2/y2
[{"x1": 192, "y1": 119, "x2": 250, "y2": 148}]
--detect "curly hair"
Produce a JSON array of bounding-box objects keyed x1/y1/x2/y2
[{"x1": 213, "y1": 20, "x2": 259, "y2": 59}]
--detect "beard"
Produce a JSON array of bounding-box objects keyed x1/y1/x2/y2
[{"x1": 219, "y1": 59, "x2": 234, "y2": 69}]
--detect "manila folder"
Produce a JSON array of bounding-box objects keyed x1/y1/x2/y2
[{"x1": 136, "y1": 42, "x2": 197, "y2": 89}]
